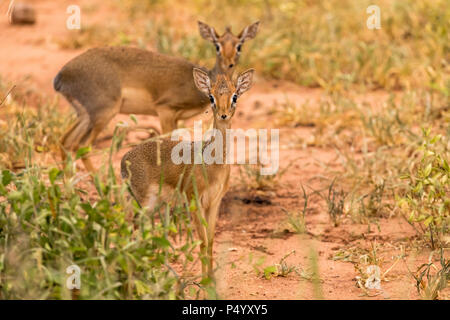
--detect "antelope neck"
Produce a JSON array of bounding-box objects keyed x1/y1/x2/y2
[
  {"x1": 208, "y1": 60, "x2": 233, "y2": 82},
  {"x1": 201, "y1": 118, "x2": 231, "y2": 165}
]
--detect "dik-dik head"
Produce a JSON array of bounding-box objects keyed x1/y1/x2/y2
[
  {"x1": 193, "y1": 68, "x2": 254, "y2": 123},
  {"x1": 198, "y1": 21, "x2": 259, "y2": 75}
]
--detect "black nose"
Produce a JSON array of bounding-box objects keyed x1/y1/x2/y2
[
  {"x1": 221, "y1": 114, "x2": 227, "y2": 119},
  {"x1": 229, "y1": 64, "x2": 234, "y2": 68}
]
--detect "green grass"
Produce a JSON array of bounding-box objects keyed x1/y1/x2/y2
[
  {"x1": 0, "y1": 162, "x2": 201, "y2": 299},
  {"x1": 0, "y1": 81, "x2": 68, "y2": 170},
  {"x1": 0, "y1": 87, "x2": 209, "y2": 299}
]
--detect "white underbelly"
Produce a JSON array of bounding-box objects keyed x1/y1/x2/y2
[{"x1": 120, "y1": 87, "x2": 158, "y2": 116}]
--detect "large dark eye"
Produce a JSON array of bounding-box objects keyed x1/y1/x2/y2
[
  {"x1": 215, "y1": 44, "x2": 220, "y2": 53},
  {"x1": 209, "y1": 94, "x2": 215, "y2": 104},
  {"x1": 236, "y1": 44, "x2": 242, "y2": 52},
  {"x1": 232, "y1": 94, "x2": 237, "y2": 104}
]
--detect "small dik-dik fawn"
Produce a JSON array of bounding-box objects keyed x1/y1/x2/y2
[
  {"x1": 54, "y1": 21, "x2": 259, "y2": 171},
  {"x1": 121, "y1": 68, "x2": 255, "y2": 278}
]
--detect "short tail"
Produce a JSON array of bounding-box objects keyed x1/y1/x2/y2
[
  {"x1": 121, "y1": 158, "x2": 142, "y2": 208},
  {"x1": 53, "y1": 71, "x2": 63, "y2": 92},
  {"x1": 120, "y1": 156, "x2": 130, "y2": 180}
]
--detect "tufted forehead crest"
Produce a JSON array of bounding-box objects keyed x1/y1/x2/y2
[
  {"x1": 213, "y1": 74, "x2": 234, "y2": 96},
  {"x1": 220, "y1": 30, "x2": 237, "y2": 41}
]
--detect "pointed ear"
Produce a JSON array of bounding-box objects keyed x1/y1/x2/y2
[
  {"x1": 238, "y1": 21, "x2": 260, "y2": 42},
  {"x1": 198, "y1": 21, "x2": 219, "y2": 43},
  {"x1": 193, "y1": 68, "x2": 211, "y2": 95},
  {"x1": 236, "y1": 69, "x2": 254, "y2": 97}
]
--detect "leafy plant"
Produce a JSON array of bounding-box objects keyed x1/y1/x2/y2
[
  {"x1": 259, "y1": 251, "x2": 297, "y2": 280},
  {"x1": 0, "y1": 96, "x2": 207, "y2": 299},
  {"x1": 398, "y1": 128, "x2": 450, "y2": 249},
  {"x1": 0, "y1": 156, "x2": 205, "y2": 299}
]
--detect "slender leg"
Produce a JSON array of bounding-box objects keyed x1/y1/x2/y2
[
  {"x1": 60, "y1": 97, "x2": 89, "y2": 161},
  {"x1": 191, "y1": 206, "x2": 208, "y2": 278},
  {"x1": 205, "y1": 199, "x2": 222, "y2": 279},
  {"x1": 59, "y1": 91, "x2": 122, "y2": 172},
  {"x1": 60, "y1": 118, "x2": 80, "y2": 161},
  {"x1": 157, "y1": 108, "x2": 178, "y2": 134},
  {"x1": 61, "y1": 113, "x2": 91, "y2": 163},
  {"x1": 81, "y1": 156, "x2": 96, "y2": 173},
  {"x1": 68, "y1": 99, "x2": 120, "y2": 172}
]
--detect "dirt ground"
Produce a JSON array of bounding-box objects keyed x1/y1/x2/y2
[{"x1": 1, "y1": 0, "x2": 446, "y2": 300}]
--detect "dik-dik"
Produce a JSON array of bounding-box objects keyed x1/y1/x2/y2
[
  {"x1": 121, "y1": 68, "x2": 254, "y2": 278},
  {"x1": 54, "y1": 21, "x2": 259, "y2": 171}
]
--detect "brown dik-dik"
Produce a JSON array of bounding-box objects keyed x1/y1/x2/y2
[
  {"x1": 54, "y1": 21, "x2": 259, "y2": 171},
  {"x1": 121, "y1": 68, "x2": 255, "y2": 278}
]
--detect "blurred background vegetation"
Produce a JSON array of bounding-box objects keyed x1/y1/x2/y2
[{"x1": 61, "y1": 0, "x2": 450, "y2": 93}]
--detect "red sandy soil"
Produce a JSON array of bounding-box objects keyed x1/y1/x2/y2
[{"x1": 1, "y1": 0, "x2": 447, "y2": 300}]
